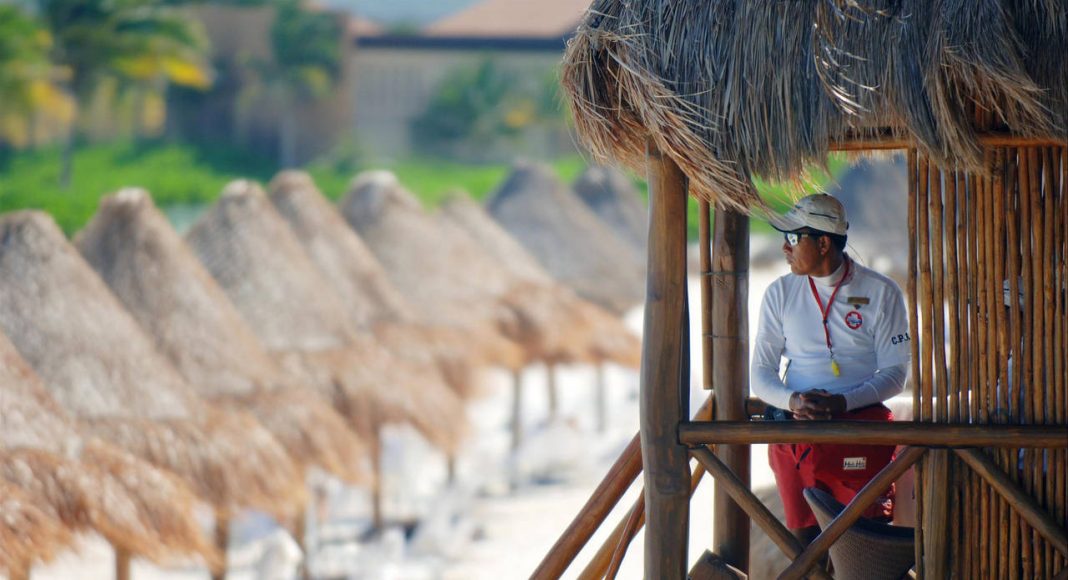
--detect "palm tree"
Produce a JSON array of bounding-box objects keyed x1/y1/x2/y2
[
  {"x1": 0, "y1": 5, "x2": 70, "y2": 150},
  {"x1": 247, "y1": 0, "x2": 342, "y2": 168},
  {"x1": 38, "y1": 0, "x2": 212, "y2": 187}
]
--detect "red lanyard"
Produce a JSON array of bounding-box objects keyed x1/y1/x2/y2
[{"x1": 807, "y1": 258, "x2": 850, "y2": 375}]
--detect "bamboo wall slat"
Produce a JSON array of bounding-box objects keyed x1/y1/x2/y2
[{"x1": 909, "y1": 145, "x2": 1067, "y2": 579}]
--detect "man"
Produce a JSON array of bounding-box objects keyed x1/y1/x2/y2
[{"x1": 752, "y1": 193, "x2": 911, "y2": 545}]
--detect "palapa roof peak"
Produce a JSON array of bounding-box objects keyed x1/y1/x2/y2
[
  {"x1": 561, "y1": 0, "x2": 1066, "y2": 210},
  {"x1": 268, "y1": 170, "x2": 416, "y2": 329},
  {"x1": 340, "y1": 171, "x2": 528, "y2": 370},
  {"x1": 486, "y1": 161, "x2": 645, "y2": 314},
  {"x1": 75, "y1": 189, "x2": 369, "y2": 484},
  {"x1": 0, "y1": 211, "x2": 304, "y2": 518},
  {"x1": 572, "y1": 166, "x2": 648, "y2": 253},
  {"x1": 188, "y1": 179, "x2": 467, "y2": 452},
  {"x1": 268, "y1": 171, "x2": 487, "y2": 400},
  {"x1": 441, "y1": 193, "x2": 641, "y2": 368}
]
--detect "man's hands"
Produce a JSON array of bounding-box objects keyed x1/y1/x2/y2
[{"x1": 788, "y1": 389, "x2": 847, "y2": 420}]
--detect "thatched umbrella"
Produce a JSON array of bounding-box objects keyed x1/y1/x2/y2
[
  {"x1": 573, "y1": 166, "x2": 648, "y2": 254},
  {"x1": 486, "y1": 161, "x2": 645, "y2": 314},
  {"x1": 441, "y1": 192, "x2": 641, "y2": 432},
  {"x1": 184, "y1": 180, "x2": 466, "y2": 526},
  {"x1": 339, "y1": 171, "x2": 527, "y2": 370},
  {"x1": 0, "y1": 328, "x2": 214, "y2": 572},
  {"x1": 0, "y1": 481, "x2": 71, "y2": 576},
  {"x1": 266, "y1": 171, "x2": 486, "y2": 401},
  {"x1": 0, "y1": 211, "x2": 303, "y2": 578},
  {"x1": 74, "y1": 188, "x2": 368, "y2": 486}
]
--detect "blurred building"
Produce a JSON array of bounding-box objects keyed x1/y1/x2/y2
[
  {"x1": 167, "y1": 3, "x2": 358, "y2": 166},
  {"x1": 351, "y1": 0, "x2": 590, "y2": 161}
]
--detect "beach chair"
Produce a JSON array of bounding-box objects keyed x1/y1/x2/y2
[{"x1": 803, "y1": 487, "x2": 915, "y2": 580}]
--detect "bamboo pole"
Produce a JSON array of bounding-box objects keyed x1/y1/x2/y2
[
  {"x1": 945, "y1": 169, "x2": 965, "y2": 576},
  {"x1": 690, "y1": 447, "x2": 833, "y2": 580},
  {"x1": 1031, "y1": 148, "x2": 1049, "y2": 578},
  {"x1": 966, "y1": 168, "x2": 982, "y2": 579},
  {"x1": 676, "y1": 421, "x2": 1067, "y2": 447},
  {"x1": 700, "y1": 199, "x2": 713, "y2": 392},
  {"x1": 530, "y1": 433, "x2": 642, "y2": 580},
  {"x1": 778, "y1": 447, "x2": 928, "y2": 580},
  {"x1": 981, "y1": 147, "x2": 998, "y2": 580},
  {"x1": 710, "y1": 204, "x2": 750, "y2": 572},
  {"x1": 641, "y1": 141, "x2": 690, "y2": 579},
  {"x1": 955, "y1": 448, "x2": 1068, "y2": 557},
  {"x1": 1022, "y1": 147, "x2": 1042, "y2": 580},
  {"x1": 1005, "y1": 149, "x2": 1024, "y2": 580},
  {"x1": 1043, "y1": 145, "x2": 1060, "y2": 578},
  {"x1": 576, "y1": 397, "x2": 714, "y2": 580},
  {"x1": 919, "y1": 156, "x2": 935, "y2": 424},
  {"x1": 1057, "y1": 146, "x2": 1067, "y2": 575},
  {"x1": 993, "y1": 148, "x2": 1013, "y2": 580}
]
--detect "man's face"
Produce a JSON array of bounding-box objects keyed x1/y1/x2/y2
[{"x1": 782, "y1": 232, "x2": 823, "y2": 276}]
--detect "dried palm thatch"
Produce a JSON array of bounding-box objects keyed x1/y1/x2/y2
[
  {"x1": 266, "y1": 171, "x2": 485, "y2": 400},
  {"x1": 0, "y1": 481, "x2": 71, "y2": 574},
  {"x1": 573, "y1": 166, "x2": 648, "y2": 254},
  {"x1": 74, "y1": 189, "x2": 368, "y2": 484},
  {"x1": 0, "y1": 330, "x2": 214, "y2": 563},
  {"x1": 339, "y1": 171, "x2": 526, "y2": 370},
  {"x1": 561, "y1": 0, "x2": 1066, "y2": 210},
  {"x1": 0, "y1": 211, "x2": 303, "y2": 520},
  {"x1": 441, "y1": 192, "x2": 641, "y2": 368},
  {"x1": 486, "y1": 161, "x2": 645, "y2": 314},
  {"x1": 184, "y1": 180, "x2": 466, "y2": 453}
]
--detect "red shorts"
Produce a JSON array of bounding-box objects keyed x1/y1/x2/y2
[{"x1": 769, "y1": 404, "x2": 896, "y2": 529}]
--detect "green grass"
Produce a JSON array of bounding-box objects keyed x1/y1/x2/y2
[{"x1": 0, "y1": 139, "x2": 847, "y2": 238}]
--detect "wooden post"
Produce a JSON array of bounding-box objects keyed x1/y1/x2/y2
[
  {"x1": 211, "y1": 512, "x2": 230, "y2": 580},
  {"x1": 923, "y1": 449, "x2": 951, "y2": 579},
  {"x1": 116, "y1": 546, "x2": 131, "y2": 580},
  {"x1": 711, "y1": 205, "x2": 750, "y2": 572},
  {"x1": 640, "y1": 141, "x2": 690, "y2": 579},
  {"x1": 511, "y1": 368, "x2": 523, "y2": 452},
  {"x1": 371, "y1": 435, "x2": 383, "y2": 531},
  {"x1": 292, "y1": 505, "x2": 310, "y2": 580},
  {"x1": 700, "y1": 199, "x2": 714, "y2": 391}
]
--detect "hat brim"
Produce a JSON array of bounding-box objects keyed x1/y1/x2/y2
[{"x1": 766, "y1": 212, "x2": 808, "y2": 233}]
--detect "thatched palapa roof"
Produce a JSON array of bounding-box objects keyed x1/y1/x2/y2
[
  {"x1": 73, "y1": 189, "x2": 368, "y2": 484},
  {"x1": 339, "y1": 171, "x2": 526, "y2": 370},
  {"x1": 441, "y1": 193, "x2": 641, "y2": 368},
  {"x1": 0, "y1": 211, "x2": 303, "y2": 519},
  {"x1": 486, "y1": 161, "x2": 645, "y2": 314},
  {"x1": 572, "y1": 166, "x2": 648, "y2": 253},
  {"x1": 561, "y1": 0, "x2": 1066, "y2": 209},
  {"x1": 185, "y1": 180, "x2": 466, "y2": 452},
  {"x1": 0, "y1": 329, "x2": 214, "y2": 564},
  {"x1": 266, "y1": 172, "x2": 484, "y2": 400}
]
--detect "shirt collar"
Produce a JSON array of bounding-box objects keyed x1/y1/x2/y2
[{"x1": 811, "y1": 254, "x2": 850, "y2": 287}]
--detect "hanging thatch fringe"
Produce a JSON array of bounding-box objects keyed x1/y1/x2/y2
[
  {"x1": 561, "y1": 0, "x2": 1066, "y2": 209},
  {"x1": 0, "y1": 481, "x2": 71, "y2": 573}
]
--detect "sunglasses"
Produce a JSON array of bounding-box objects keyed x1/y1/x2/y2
[{"x1": 784, "y1": 232, "x2": 821, "y2": 246}]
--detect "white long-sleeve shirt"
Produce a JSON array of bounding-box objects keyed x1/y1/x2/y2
[{"x1": 751, "y1": 257, "x2": 911, "y2": 411}]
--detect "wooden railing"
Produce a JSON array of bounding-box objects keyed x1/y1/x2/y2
[{"x1": 533, "y1": 409, "x2": 1068, "y2": 579}]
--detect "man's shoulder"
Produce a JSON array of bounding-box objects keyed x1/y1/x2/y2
[{"x1": 851, "y1": 262, "x2": 904, "y2": 297}]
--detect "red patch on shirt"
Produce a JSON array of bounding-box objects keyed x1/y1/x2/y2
[{"x1": 844, "y1": 310, "x2": 863, "y2": 330}]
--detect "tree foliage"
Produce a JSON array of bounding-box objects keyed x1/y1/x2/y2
[{"x1": 0, "y1": 5, "x2": 71, "y2": 147}]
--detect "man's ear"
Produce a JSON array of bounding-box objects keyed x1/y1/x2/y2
[{"x1": 819, "y1": 236, "x2": 831, "y2": 255}]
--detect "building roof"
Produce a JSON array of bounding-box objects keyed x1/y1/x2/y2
[{"x1": 424, "y1": 0, "x2": 588, "y2": 38}]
